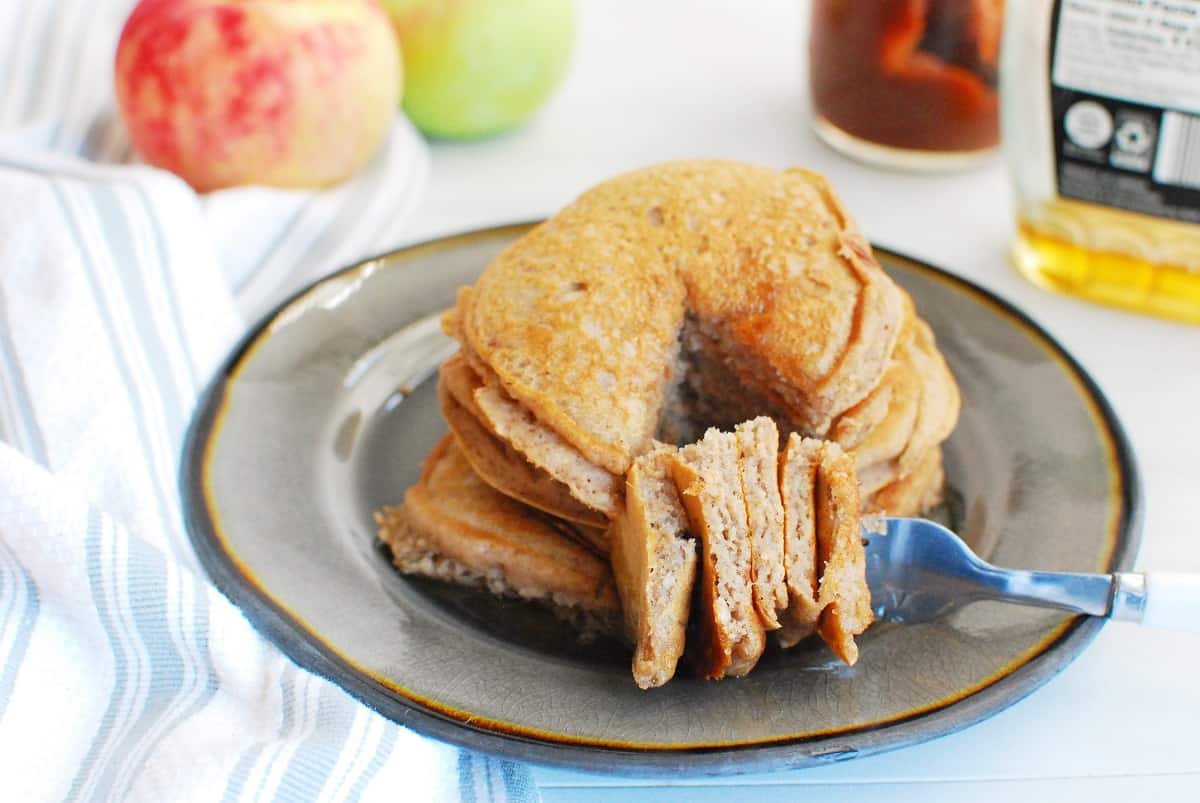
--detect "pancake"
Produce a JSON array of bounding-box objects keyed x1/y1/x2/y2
[
  {"x1": 671, "y1": 428, "x2": 766, "y2": 679},
  {"x1": 446, "y1": 303, "x2": 955, "y2": 529},
  {"x1": 865, "y1": 446, "x2": 946, "y2": 517},
  {"x1": 856, "y1": 457, "x2": 904, "y2": 499},
  {"x1": 473, "y1": 383, "x2": 624, "y2": 518},
  {"x1": 452, "y1": 160, "x2": 905, "y2": 479},
  {"x1": 444, "y1": 347, "x2": 624, "y2": 519},
  {"x1": 777, "y1": 434, "x2": 823, "y2": 648},
  {"x1": 813, "y1": 442, "x2": 874, "y2": 665},
  {"x1": 735, "y1": 417, "x2": 787, "y2": 630},
  {"x1": 837, "y1": 310, "x2": 958, "y2": 503},
  {"x1": 836, "y1": 319, "x2": 922, "y2": 471},
  {"x1": 386, "y1": 160, "x2": 965, "y2": 684},
  {"x1": 437, "y1": 357, "x2": 608, "y2": 532},
  {"x1": 896, "y1": 317, "x2": 960, "y2": 475},
  {"x1": 678, "y1": 322, "x2": 795, "y2": 435},
  {"x1": 609, "y1": 443, "x2": 698, "y2": 689},
  {"x1": 828, "y1": 289, "x2": 918, "y2": 451},
  {"x1": 376, "y1": 436, "x2": 620, "y2": 632}
]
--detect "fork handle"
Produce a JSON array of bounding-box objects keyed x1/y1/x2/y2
[{"x1": 1131, "y1": 573, "x2": 1200, "y2": 631}]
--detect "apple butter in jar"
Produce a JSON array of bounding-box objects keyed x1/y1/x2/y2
[{"x1": 809, "y1": 0, "x2": 1004, "y2": 170}]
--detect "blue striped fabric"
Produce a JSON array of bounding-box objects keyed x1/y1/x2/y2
[
  {"x1": 0, "y1": 2, "x2": 538, "y2": 801},
  {"x1": 0, "y1": 538, "x2": 40, "y2": 722}
]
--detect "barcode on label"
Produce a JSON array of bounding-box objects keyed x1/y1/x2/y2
[{"x1": 1154, "y1": 111, "x2": 1200, "y2": 190}]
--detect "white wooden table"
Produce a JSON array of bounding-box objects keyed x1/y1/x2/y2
[{"x1": 379, "y1": 2, "x2": 1200, "y2": 799}]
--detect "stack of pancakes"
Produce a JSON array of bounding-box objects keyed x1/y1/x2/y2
[
  {"x1": 607, "y1": 419, "x2": 873, "y2": 687},
  {"x1": 376, "y1": 436, "x2": 621, "y2": 636},
  {"x1": 377, "y1": 160, "x2": 960, "y2": 687}
]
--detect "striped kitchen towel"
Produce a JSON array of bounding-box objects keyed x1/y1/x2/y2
[{"x1": 0, "y1": 2, "x2": 541, "y2": 802}]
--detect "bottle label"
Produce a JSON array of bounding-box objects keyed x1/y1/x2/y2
[{"x1": 1050, "y1": 0, "x2": 1200, "y2": 223}]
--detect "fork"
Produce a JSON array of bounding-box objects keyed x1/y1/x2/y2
[{"x1": 862, "y1": 517, "x2": 1200, "y2": 629}]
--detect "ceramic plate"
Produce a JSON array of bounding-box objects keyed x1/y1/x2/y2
[{"x1": 181, "y1": 223, "x2": 1140, "y2": 775}]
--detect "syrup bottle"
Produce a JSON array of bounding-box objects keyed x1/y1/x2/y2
[{"x1": 1001, "y1": 0, "x2": 1200, "y2": 324}]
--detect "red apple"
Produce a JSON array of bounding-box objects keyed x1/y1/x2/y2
[{"x1": 115, "y1": 0, "x2": 402, "y2": 192}]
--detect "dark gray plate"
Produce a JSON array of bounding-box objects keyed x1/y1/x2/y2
[{"x1": 181, "y1": 223, "x2": 1140, "y2": 775}]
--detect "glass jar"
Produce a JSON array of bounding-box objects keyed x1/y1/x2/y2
[
  {"x1": 809, "y1": 0, "x2": 1004, "y2": 170},
  {"x1": 1001, "y1": 0, "x2": 1200, "y2": 324}
]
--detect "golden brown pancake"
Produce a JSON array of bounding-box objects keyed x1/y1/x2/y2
[
  {"x1": 440, "y1": 351, "x2": 623, "y2": 520},
  {"x1": 828, "y1": 289, "x2": 918, "y2": 451},
  {"x1": 376, "y1": 436, "x2": 620, "y2": 631},
  {"x1": 609, "y1": 443, "x2": 698, "y2": 689},
  {"x1": 387, "y1": 160, "x2": 967, "y2": 684},
  {"x1": 450, "y1": 160, "x2": 905, "y2": 478},
  {"x1": 836, "y1": 320, "x2": 922, "y2": 471},
  {"x1": 735, "y1": 417, "x2": 787, "y2": 630},
  {"x1": 671, "y1": 428, "x2": 766, "y2": 679},
  {"x1": 834, "y1": 305, "x2": 958, "y2": 503},
  {"x1": 673, "y1": 327, "x2": 793, "y2": 436},
  {"x1": 896, "y1": 318, "x2": 960, "y2": 476},
  {"x1": 777, "y1": 434, "x2": 823, "y2": 648},
  {"x1": 813, "y1": 442, "x2": 874, "y2": 665},
  {"x1": 473, "y1": 383, "x2": 623, "y2": 518},
  {"x1": 437, "y1": 359, "x2": 608, "y2": 532},
  {"x1": 865, "y1": 446, "x2": 946, "y2": 517}
]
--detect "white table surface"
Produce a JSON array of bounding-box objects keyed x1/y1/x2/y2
[{"x1": 363, "y1": 2, "x2": 1200, "y2": 799}]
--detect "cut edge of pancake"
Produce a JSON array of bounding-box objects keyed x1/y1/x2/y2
[
  {"x1": 814, "y1": 441, "x2": 874, "y2": 666},
  {"x1": 735, "y1": 417, "x2": 787, "y2": 631},
  {"x1": 671, "y1": 429, "x2": 766, "y2": 680},
  {"x1": 609, "y1": 443, "x2": 698, "y2": 689},
  {"x1": 777, "y1": 434, "x2": 823, "y2": 648}
]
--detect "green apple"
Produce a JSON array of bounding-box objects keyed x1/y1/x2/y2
[{"x1": 382, "y1": 0, "x2": 574, "y2": 140}]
